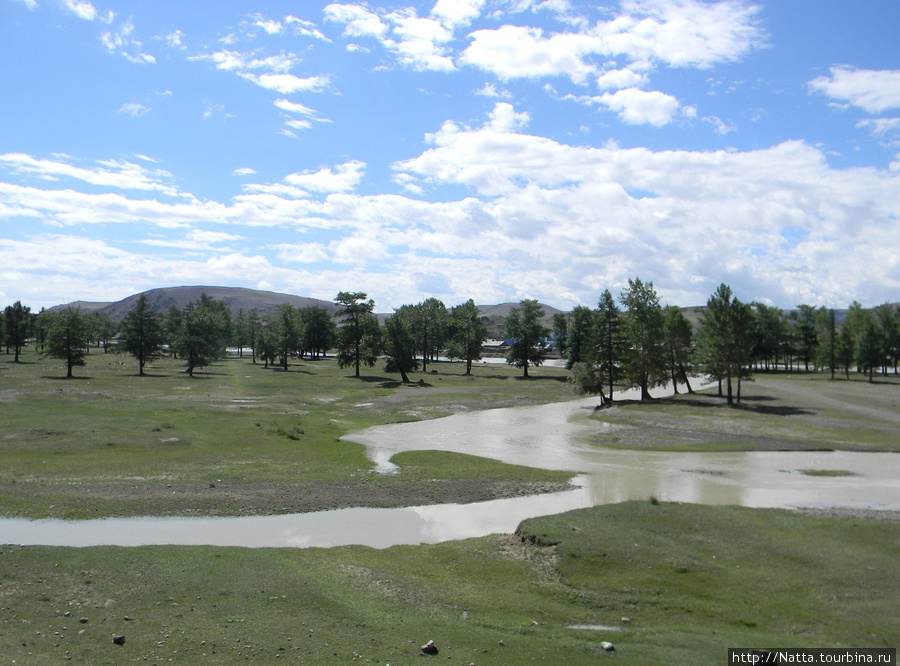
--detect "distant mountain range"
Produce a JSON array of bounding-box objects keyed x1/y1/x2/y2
[{"x1": 47, "y1": 286, "x2": 564, "y2": 336}]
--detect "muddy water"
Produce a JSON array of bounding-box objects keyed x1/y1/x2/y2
[{"x1": 3, "y1": 387, "x2": 898, "y2": 548}]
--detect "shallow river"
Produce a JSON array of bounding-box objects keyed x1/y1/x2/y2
[{"x1": 3, "y1": 387, "x2": 898, "y2": 548}]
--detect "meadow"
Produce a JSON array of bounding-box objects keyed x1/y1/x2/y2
[{"x1": 1, "y1": 348, "x2": 898, "y2": 663}]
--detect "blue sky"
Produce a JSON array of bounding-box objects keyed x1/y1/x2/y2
[{"x1": 1, "y1": 0, "x2": 899, "y2": 312}]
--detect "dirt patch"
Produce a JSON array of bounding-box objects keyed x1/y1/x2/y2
[{"x1": 0, "y1": 478, "x2": 575, "y2": 519}]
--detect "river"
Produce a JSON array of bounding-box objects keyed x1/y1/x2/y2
[{"x1": 2, "y1": 387, "x2": 898, "y2": 548}]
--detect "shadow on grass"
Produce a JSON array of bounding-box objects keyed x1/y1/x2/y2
[
  {"x1": 648, "y1": 394, "x2": 816, "y2": 417},
  {"x1": 43, "y1": 375, "x2": 91, "y2": 381}
]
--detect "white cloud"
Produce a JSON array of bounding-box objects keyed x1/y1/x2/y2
[
  {"x1": 189, "y1": 50, "x2": 329, "y2": 95},
  {"x1": 164, "y1": 29, "x2": 186, "y2": 50},
  {"x1": 117, "y1": 102, "x2": 150, "y2": 117},
  {"x1": 324, "y1": 4, "x2": 388, "y2": 39},
  {"x1": 250, "y1": 14, "x2": 284, "y2": 35},
  {"x1": 285, "y1": 15, "x2": 330, "y2": 41},
  {"x1": 0, "y1": 153, "x2": 183, "y2": 196},
  {"x1": 431, "y1": 0, "x2": 485, "y2": 29},
  {"x1": 857, "y1": 118, "x2": 900, "y2": 136},
  {"x1": 598, "y1": 87, "x2": 681, "y2": 126},
  {"x1": 809, "y1": 66, "x2": 900, "y2": 114},
  {"x1": 233, "y1": 167, "x2": 258, "y2": 177},
  {"x1": 460, "y1": 0, "x2": 763, "y2": 83},
  {"x1": 61, "y1": 0, "x2": 96, "y2": 21},
  {"x1": 284, "y1": 161, "x2": 366, "y2": 193},
  {"x1": 246, "y1": 73, "x2": 329, "y2": 94},
  {"x1": 101, "y1": 18, "x2": 156, "y2": 64},
  {"x1": 14, "y1": 0, "x2": 38, "y2": 10}
]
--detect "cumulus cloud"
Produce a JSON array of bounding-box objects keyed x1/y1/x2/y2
[
  {"x1": 61, "y1": 0, "x2": 97, "y2": 21},
  {"x1": 598, "y1": 87, "x2": 682, "y2": 126},
  {"x1": 809, "y1": 66, "x2": 900, "y2": 114}
]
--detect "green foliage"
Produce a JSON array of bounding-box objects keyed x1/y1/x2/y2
[
  {"x1": 446, "y1": 298, "x2": 488, "y2": 374},
  {"x1": 119, "y1": 294, "x2": 166, "y2": 375},
  {"x1": 41, "y1": 306, "x2": 90, "y2": 378},
  {"x1": 619, "y1": 277, "x2": 667, "y2": 399},
  {"x1": 4, "y1": 299, "x2": 31, "y2": 361},
  {"x1": 504, "y1": 298, "x2": 549, "y2": 378},
  {"x1": 172, "y1": 294, "x2": 231, "y2": 376},
  {"x1": 382, "y1": 308, "x2": 419, "y2": 382},
  {"x1": 697, "y1": 283, "x2": 754, "y2": 404},
  {"x1": 334, "y1": 291, "x2": 380, "y2": 377}
]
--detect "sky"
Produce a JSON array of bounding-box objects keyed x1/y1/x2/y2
[{"x1": 1, "y1": 0, "x2": 899, "y2": 313}]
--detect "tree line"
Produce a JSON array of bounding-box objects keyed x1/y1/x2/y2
[{"x1": 3, "y1": 284, "x2": 898, "y2": 403}]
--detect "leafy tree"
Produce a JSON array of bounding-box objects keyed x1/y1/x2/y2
[
  {"x1": 790, "y1": 304, "x2": 818, "y2": 371},
  {"x1": 299, "y1": 306, "x2": 336, "y2": 358},
  {"x1": 89, "y1": 312, "x2": 116, "y2": 353},
  {"x1": 564, "y1": 306, "x2": 595, "y2": 371},
  {"x1": 383, "y1": 308, "x2": 419, "y2": 382},
  {"x1": 412, "y1": 297, "x2": 447, "y2": 371},
  {"x1": 504, "y1": 299, "x2": 549, "y2": 378},
  {"x1": 568, "y1": 360, "x2": 605, "y2": 396},
  {"x1": 120, "y1": 294, "x2": 166, "y2": 375},
  {"x1": 664, "y1": 305, "x2": 694, "y2": 393},
  {"x1": 814, "y1": 307, "x2": 838, "y2": 380},
  {"x1": 552, "y1": 312, "x2": 568, "y2": 358},
  {"x1": 42, "y1": 306, "x2": 90, "y2": 378},
  {"x1": 698, "y1": 283, "x2": 754, "y2": 405},
  {"x1": 164, "y1": 304, "x2": 183, "y2": 358},
  {"x1": 4, "y1": 300, "x2": 31, "y2": 362},
  {"x1": 750, "y1": 302, "x2": 785, "y2": 370},
  {"x1": 619, "y1": 278, "x2": 667, "y2": 400},
  {"x1": 594, "y1": 289, "x2": 624, "y2": 402},
  {"x1": 173, "y1": 294, "x2": 231, "y2": 376},
  {"x1": 873, "y1": 303, "x2": 899, "y2": 375},
  {"x1": 256, "y1": 317, "x2": 279, "y2": 369},
  {"x1": 274, "y1": 303, "x2": 303, "y2": 371},
  {"x1": 855, "y1": 311, "x2": 882, "y2": 383},
  {"x1": 242, "y1": 308, "x2": 262, "y2": 363},
  {"x1": 836, "y1": 320, "x2": 857, "y2": 380},
  {"x1": 446, "y1": 299, "x2": 488, "y2": 375},
  {"x1": 334, "y1": 292, "x2": 379, "y2": 377}
]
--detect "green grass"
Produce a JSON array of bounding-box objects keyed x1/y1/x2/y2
[
  {"x1": 0, "y1": 349, "x2": 574, "y2": 518},
  {"x1": 1, "y1": 501, "x2": 896, "y2": 664},
  {"x1": 585, "y1": 371, "x2": 900, "y2": 452}
]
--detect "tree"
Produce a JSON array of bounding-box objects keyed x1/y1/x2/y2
[
  {"x1": 664, "y1": 305, "x2": 694, "y2": 393},
  {"x1": 42, "y1": 306, "x2": 90, "y2": 378},
  {"x1": 790, "y1": 304, "x2": 818, "y2": 371},
  {"x1": 164, "y1": 304, "x2": 183, "y2": 358},
  {"x1": 750, "y1": 302, "x2": 785, "y2": 370},
  {"x1": 334, "y1": 292, "x2": 379, "y2": 377},
  {"x1": 504, "y1": 299, "x2": 549, "y2": 378},
  {"x1": 619, "y1": 278, "x2": 667, "y2": 400},
  {"x1": 88, "y1": 312, "x2": 116, "y2": 353},
  {"x1": 814, "y1": 307, "x2": 838, "y2": 380},
  {"x1": 552, "y1": 312, "x2": 569, "y2": 358},
  {"x1": 855, "y1": 311, "x2": 882, "y2": 383},
  {"x1": 446, "y1": 299, "x2": 488, "y2": 375},
  {"x1": 564, "y1": 306, "x2": 594, "y2": 370},
  {"x1": 120, "y1": 294, "x2": 166, "y2": 375},
  {"x1": 383, "y1": 309, "x2": 419, "y2": 382},
  {"x1": 594, "y1": 289, "x2": 624, "y2": 402},
  {"x1": 4, "y1": 300, "x2": 31, "y2": 362},
  {"x1": 274, "y1": 303, "x2": 303, "y2": 371},
  {"x1": 698, "y1": 283, "x2": 754, "y2": 405},
  {"x1": 173, "y1": 294, "x2": 231, "y2": 376},
  {"x1": 414, "y1": 297, "x2": 448, "y2": 372},
  {"x1": 299, "y1": 306, "x2": 336, "y2": 358}
]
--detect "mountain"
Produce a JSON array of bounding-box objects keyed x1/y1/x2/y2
[
  {"x1": 476, "y1": 301, "x2": 566, "y2": 338},
  {"x1": 50, "y1": 286, "x2": 340, "y2": 322}
]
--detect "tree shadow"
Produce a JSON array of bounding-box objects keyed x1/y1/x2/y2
[
  {"x1": 645, "y1": 394, "x2": 815, "y2": 417},
  {"x1": 43, "y1": 375, "x2": 91, "y2": 381}
]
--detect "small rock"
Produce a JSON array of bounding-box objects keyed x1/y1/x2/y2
[
  {"x1": 601, "y1": 641, "x2": 615, "y2": 652},
  {"x1": 79, "y1": 617, "x2": 88, "y2": 624},
  {"x1": 421, "y1": 639, "x2": 439, "y2": 655},
  {"x1": 498, "y1": 640, "x2": 505, "y2": 647},
  {"x1": 621, "y1": 616, "x2": 630, "y2": 623},
  {"x1": 113, "y1": 635, "x2": 126, "y2": 645}
]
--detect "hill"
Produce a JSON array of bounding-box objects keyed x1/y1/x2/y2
[{"x1": 50, "y1": 286, "x2": 339, "y2": 322}]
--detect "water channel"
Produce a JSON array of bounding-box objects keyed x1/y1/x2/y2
[{"x1": 3, "y1": 387, "x2": 898, "y2": 548}]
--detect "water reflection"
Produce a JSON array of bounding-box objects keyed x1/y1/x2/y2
[{"x1": 2, "y1": 387, "x2": 898, "y2": 549}]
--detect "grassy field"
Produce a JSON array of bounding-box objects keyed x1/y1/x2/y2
[
  {"x1": 2, "y1": 350, "x2": 899, "y2": 663},
  {"x1": 1, "y1": 502, "x2": 896, "y2": 664},
  {"x1": 585, "y1": 371, "x2": 900, "y2": 452},
  {"x1": 0, "y1": 349, "x2": 575, "y2": 519}
]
